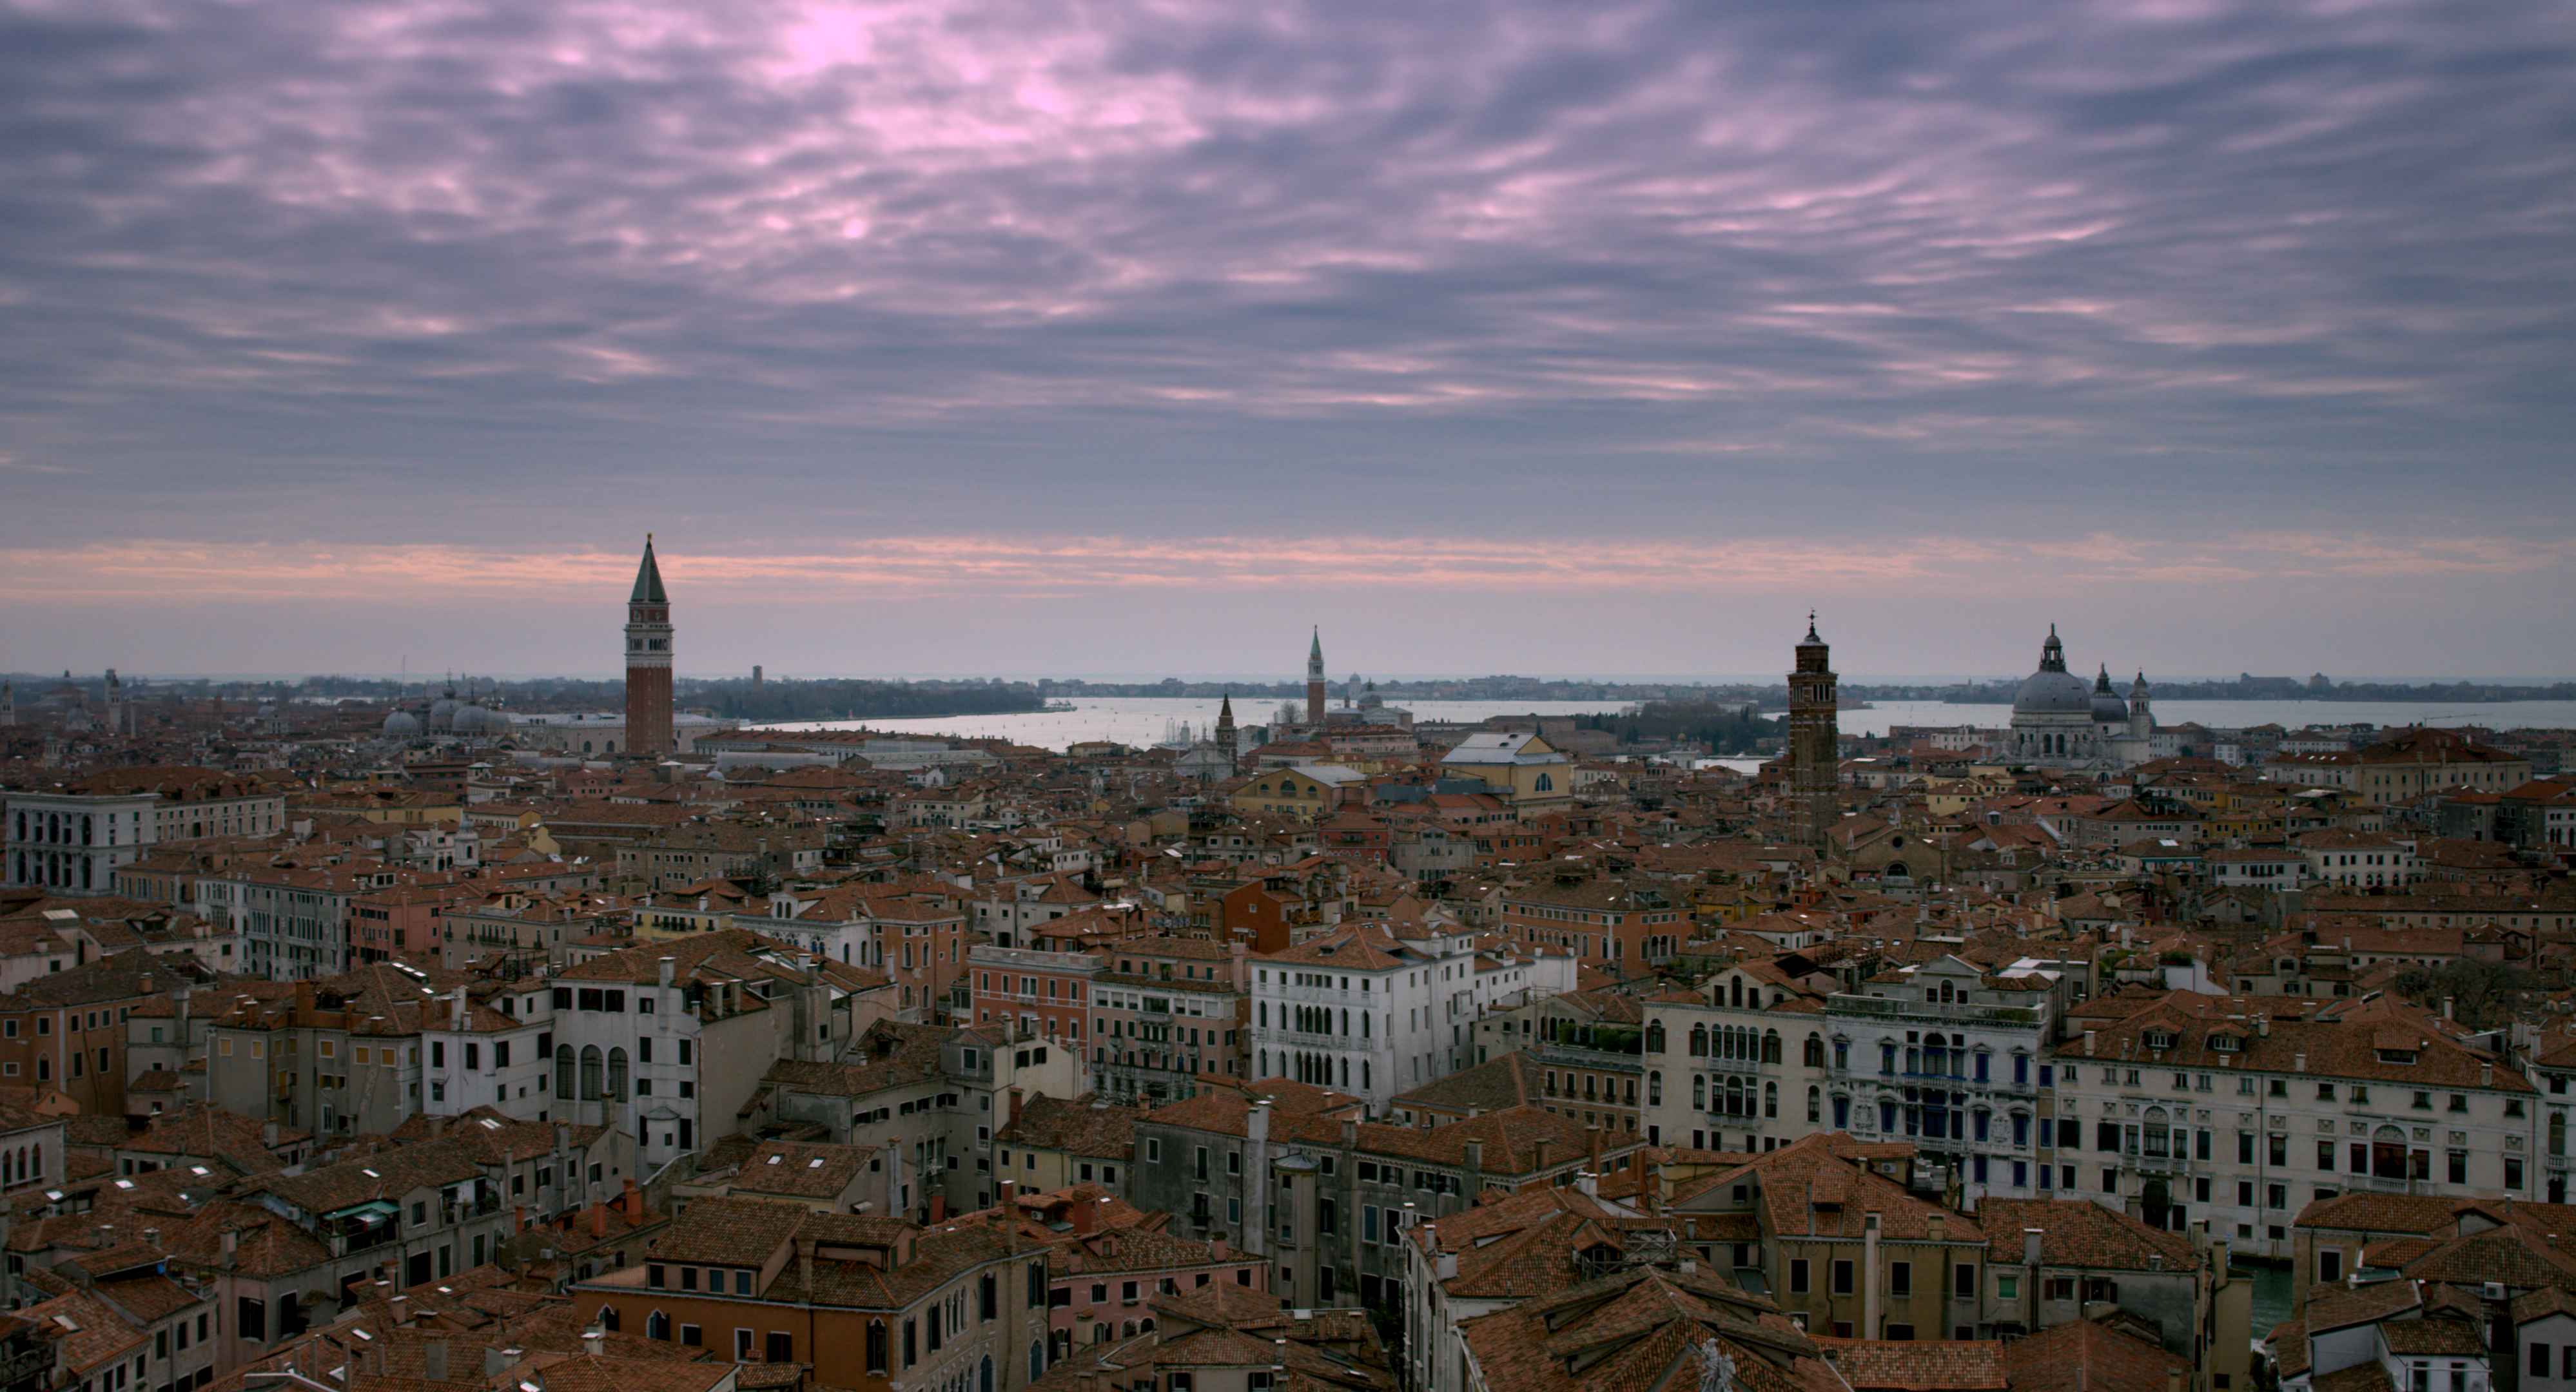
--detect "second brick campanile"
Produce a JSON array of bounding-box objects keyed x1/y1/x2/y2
[
  {"x1": 624, "y1": 534, "x2": 674, "y2": 758},
  {"x1": 1790, "y1": 612, "x2": 1839, "y2": 851}
]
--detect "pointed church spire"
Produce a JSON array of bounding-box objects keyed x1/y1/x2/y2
[{"x1": 631, "y1": 533, "x2": 668, "y2": 604}]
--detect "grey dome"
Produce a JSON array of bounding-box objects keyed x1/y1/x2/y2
[
  {"x1": 2089, "y1": 664, "x2": 2129, "y2": 722},
  {"x1": 2015, "y1": 670, "x2": 2094, "y2": 715},
  {"x1": 427, "y1": 697, "x2": 459, "y2": 730},
  {"x1": 452, "y1": 704, "x2": 491, "y2": 734},
  {"x1": 2013, "y1": 625, "x2": 2093, "y2": 715},
  {"x1": 383, "y1": 708, "x2": 421, "y2": 737}
]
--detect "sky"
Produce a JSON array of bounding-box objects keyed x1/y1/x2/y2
[{"x1": 2, "y1": 0, "x2": 2572, "y2": 680}]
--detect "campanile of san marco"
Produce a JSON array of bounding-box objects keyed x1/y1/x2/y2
[{"x1": 624, "y1": 534, "x2": 674, "y2": 758}]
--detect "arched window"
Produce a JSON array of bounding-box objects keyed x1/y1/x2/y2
[
  {"x1": 607, "y1": 1048, "x2": 629, "y2": 1101},
  {"x1": 598, "y1": 1307, "x2": 620, "y2": 1332},
  {"x1": 2372, "y1": 1124, "x2": 2409, "y2": 1179},
  {"x1": 981, "y1": 1356, "x2": 994, "y2": 1392},
  {"x1": 1648, "y1": 1072, "x2": 1663, "y2": 1107},
  {"x1": 1690, "y1": 1075, "x2": 1703, "y2": 1109},
  {"x1": 580, "y1": 1045, "x2": 604, "y2": 1101},
  {"x1": 1762, "y1": 1030, "x2": 1781, "y2": 1065},
  {"x1": 1534, "y1": 773, "x2": 1553, "y2": 792},
  {"x1": 2143, "y1": 1107, "x2": 2171, "y2": 1159},
  {"x1": 1689, "y1": 1023, "x2": 1708, "y2": 1056},
  {"x1": 1808, "y1": 1086, "x2": 1822, "y2": 1124},
  {"x1": 647, "y1": 1310, "x2": 669, "y2": 1340},
  {"x1": 1646, "y1": 1021, "x2": 1666, "y2": 1054},
  {"x1": 1804, "y1": 1034, "x2": 1825, "y2": 1068},
  {"x1": 1764, "y1": 1081, "x2": 1777, "y2": 1119}
]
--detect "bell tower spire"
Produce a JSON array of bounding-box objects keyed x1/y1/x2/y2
[
  {"x1": 1790, "y1": 614, "x2": 1839, "y2": 853},
  {"x1": 624, "y1": 533, "x2": 674, "y2": 757},
  {"x1": 1305, "y1": 627, "x2": 1326, "y2": 726}
]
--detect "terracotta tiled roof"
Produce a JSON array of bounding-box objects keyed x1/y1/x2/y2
[
  {"x1": 1976, "y1": 1199, "x2": 2198, "y2": 1273},
  {"x1": 996, "y1": 1093, "x2": 1140, "y2": 1160},
  {"x1": 1998, "y1": 1319, "x2": 2187, "y2": 1392},
  {"x1": 1813, "y1": 1337, "x2": 2007, "y2": 1391},
  {"x1": 1458, "y1": 1263, "x2": 1828, "y2": 1392}
]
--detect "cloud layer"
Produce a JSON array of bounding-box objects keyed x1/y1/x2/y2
[{"x1": 1, "y1": 0, "x2": 2571, "y2": 670}]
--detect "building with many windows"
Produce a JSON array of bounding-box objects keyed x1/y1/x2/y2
[
  {"x1": 2049, "y1": 993, "x2": 2536, "y2": 1260},
  {"x1": 1641, "y1": 960, "x2": 1833, "y2": 1153},
  {"x1": 3, "y1": 767, "x2": 284, "y2": 897},
  {"x1": 1249, "y1": 922, "x2": 1572, "y2": 1114},
  {"x1": 1824, "y1": 954, "x2": 2060, "y2": 1204}
]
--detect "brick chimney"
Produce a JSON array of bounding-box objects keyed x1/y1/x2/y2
[
  {"x1": 1008, "y1": 1086, "x2": 1024, "y2": 1128},
  {"x1": 796, "y1": 1236, "x2": 816, "y2": 1296},
  {"x1": 623, "y1": 1177, "x2": 644, "y2": 1223}
]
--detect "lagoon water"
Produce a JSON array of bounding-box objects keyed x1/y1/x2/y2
[{"x1": 780, "y1": 695, "x2": 2576, "y2": 754}]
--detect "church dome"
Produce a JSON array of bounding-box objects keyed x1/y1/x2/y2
[
  {"x1": 427, "y1": 697, "x2": 459, "y2": 730},
  {"x1": 2089, "y1": 664, "x2": 2129, "y2": 723},
  {"x1": 452, "y1": 704, "x2": 491, "y2": 734},
  {"x1": 2013, "y1": 626, "x2": 2093, "y2": 716},
  {"x1": 383, "y1": 708, "x2": 421, "y2": 737}
]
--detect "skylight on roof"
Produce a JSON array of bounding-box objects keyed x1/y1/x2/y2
[
  {"x1": 361, "y1": 1168, "x2": 380, "y2": 1177},
  {"x1": 807, "y1": 1158, "x2": 824, "y2": 1169},
  {"x1": 479, "y1": 1118, "x2": 502, "y2": 1130}
]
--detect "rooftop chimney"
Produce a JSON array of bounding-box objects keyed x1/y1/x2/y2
[{"x1": 2023, "y1": 1228, "x2": 2042, "y2": 1267}]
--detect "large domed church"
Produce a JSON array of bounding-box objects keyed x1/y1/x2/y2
[{"x1": 2009, "y1": 626, "x2": 2153, "y2": 769}]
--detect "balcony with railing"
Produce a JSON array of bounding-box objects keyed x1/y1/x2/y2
[{"x1": 1827, "y1": 994, "x2": 2047, "y2": 1029}]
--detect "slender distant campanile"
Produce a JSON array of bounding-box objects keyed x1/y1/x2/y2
[
  {"x1": 624, "y1": 534, "x2": 674, "y2": 758},
  {"x1": 1216, "y1": 692, "x2": 1239, "y2": 775},
  {"x1": 1306, "y1": 628, "x2": 1327, "y2": 726},
  {"x1": 1789, "y1": 612, "x2": 1838, "y2": 851}
]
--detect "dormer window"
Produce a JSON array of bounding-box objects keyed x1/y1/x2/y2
[
  {"x1": 2377, "y1": 1049, "x2": 2417, "y2": 1066},
  {"x1": 2144, "y1": 1030, "x2": 2176, "y2": 1052},
  {"x1": 2210, "y1": 1036, "x2": 2240, "y2": 1054}
]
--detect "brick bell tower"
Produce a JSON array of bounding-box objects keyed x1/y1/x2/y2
[
  {"x1": 624, "y1": 534, "x2": 674, "y2": 758},
  {"x1": 1306, "y1": 626, "x2": 1327, "y2": 726},
  {"x1": 1789, "y1": 612, "x2": 1839, "y2": 852}
]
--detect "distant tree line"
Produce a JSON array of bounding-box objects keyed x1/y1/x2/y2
[
  {"x1": 1576, "y1": 702, "x2": 1782, "y2": 755},
  {"x1": 688, "y1": 679, "x2": 1047, "y2": 722}
]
